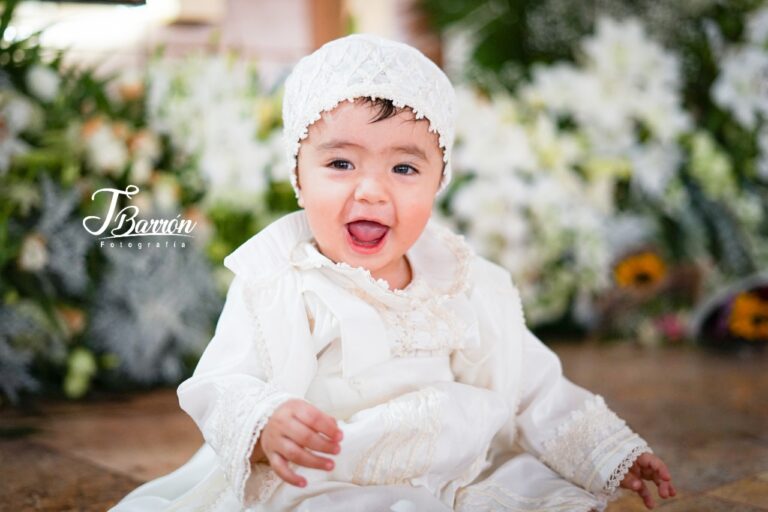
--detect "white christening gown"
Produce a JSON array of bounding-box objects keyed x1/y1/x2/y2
[{"x1": 109, "y1": 210, "x2": 651, "y2": 512}]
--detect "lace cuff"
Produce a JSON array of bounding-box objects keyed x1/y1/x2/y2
[
  {"x1": 244, "y1": 460, "x2": 283, "y2": 505},
  {"x1": 539, "y1": 394, "x2": 652, "y2": 496},
  {"x1": 206, "y1": 380, "x2": 297, "y2": 506}
]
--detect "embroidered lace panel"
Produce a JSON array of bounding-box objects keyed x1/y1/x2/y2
[
  {"x1": 351, "y1": 386, "x2": 444, "y2": 485},
  {"x1": 455, "y1": 479, "x2": 607, "y2": 512},
  {"x1": 539, "y1": 394, "x2": 652, "y2": 496}
]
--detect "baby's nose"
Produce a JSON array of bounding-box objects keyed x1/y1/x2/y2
[{"x1": 353, "y1": 174, "x2": 388, "y2": 203}]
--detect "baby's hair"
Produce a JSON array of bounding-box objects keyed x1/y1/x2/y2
[{"x1": 357, "y1": 96, "x2": 407, "y2": 123}]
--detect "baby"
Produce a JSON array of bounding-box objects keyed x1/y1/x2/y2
[{"x1": 111, "y1": 34, "x2": 676, "y2": 512}]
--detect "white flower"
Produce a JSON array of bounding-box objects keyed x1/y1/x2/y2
[
  {"x1": 633, "y1": 86, "x2": 691, "y2": 143},
  {"x1": 2, "y1": 92, "x2": 34, "y2": 130},
  {"x1": 265, "y1": 130, "x2": 291, "y2": 182},
  {"x1": 109, "y1": 68, "x2": 145, "y2": 103},
  {"x1": 732, "y1": 191, "x2": 763, "y2": 230},
  {"x1": 451, "y1": 175, "x2": 531, "y2": 262},
  {"x1": 527, "y1": 114, "x2": 583, "y2": 172},
  {"x1": 18, "y1": 233, "x2": 48, "y2": 272},
  {"x1": 688, "y1": 131, "x2": 736, "y2": 200},
  {"x1": 442, "y1": 26, "x2": 478, "y2": 81},
  {"x1": 128, "y1": 130, "x2": 161, "y2": 185},
  {"x1": 129, "y1": 160, "x2": 152, "y2": 185},
  {"x1": 26, "y1": 65, "x2": 61, "y2": 103},
  {"x1": 637, "y1": 317, "x2": 663, "y2": 347},
  {"x1": 584, "y1": 17, "x2": 680, "y2": 93},
  {"x1": 604, "y1": 214, "x2": 657, "y2": 262},
  {"x1": 84, "y1": 123, "x2": 128, "y2": 176},
  {"x1": 755, "y1": 129, "x2": 768, "y2": 182},
  {"x1": 130, "y1": 129, "x2": 161, "y2": 160},
  {"x1": 0, "y1": 92, "x2": 34, "y2": 173},
  {"x1": 454, "y1": 86, "x2": 537, "y2": 177},
  {"x1": 712, "y1": 46, "x2": 768, "y2": 130},
  {"x1": 522, "y1": 62, "x2": 596, "y2": 117},
  {"x1": 628, "y1": 143, "x2": 683, "y2": 199},
  {"x1": 747, "y1": 6, "x2": 768, "y2": 47},
  {"x1": 152, "y1": 176, "x2": 180, "y2": 212}
]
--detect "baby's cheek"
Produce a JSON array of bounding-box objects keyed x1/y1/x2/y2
[
  {"x1": 400, "y1": 198, "x2": 433, "y2": 223},
  {"x1": 396, "y1": 210, "x2": 432, "y2": 249}
]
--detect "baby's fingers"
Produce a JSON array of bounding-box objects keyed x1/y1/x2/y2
[
  {"x1": 279, "y1": 437, "x2": 336, "y2": 472},
  {"x1": 656, "y1": 480, "x2": 672, "y2": 498},
  {"x1": 294, "y1": 403, "x2": 343, "y2": 443},
  {"x1": 622, "y1": 473, "x2": 655, "y2": 509},
  {"x1": 284, "y1": 419, "x2": 341, "y2": 456},
  {"x1": 640, "y1": 466, "x2": 665, "y2": 491},
  {"x1": 637, "y1": 481, "x2": 656, "y2": 509},
  {"x1": 268, "y1": 451, "x2": 306, "y2": 488},
  {"x1": 656, "y1": 460, "x2": 672, "y2": 481},
  {"x1": 621, "y1": 472, "x2": 643, "y2": 491}
]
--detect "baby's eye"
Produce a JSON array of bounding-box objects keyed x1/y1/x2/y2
[
  {"x1": 329, "y1": 160, "x2": 353, "y2": 170},
  {"x1": 393, "y1": 164, "x2": 418, "y2": 175}
]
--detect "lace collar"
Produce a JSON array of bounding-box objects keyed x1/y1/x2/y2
[{"x1": 289, "y1": 213, "x2": 474, "y2": 309}]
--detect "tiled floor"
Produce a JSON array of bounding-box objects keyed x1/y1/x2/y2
[{"x1": 1, "y1": 341, "x2": 766, "y2": 511}]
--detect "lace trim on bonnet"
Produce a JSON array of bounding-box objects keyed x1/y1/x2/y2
[{"x1": 281, "y1": 33, "x2": 457, "y2": 200}]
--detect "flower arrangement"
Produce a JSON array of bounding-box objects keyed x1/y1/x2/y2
[
  {"x1": 0, "y1": 0, "x2": 222, "y2": 405},
  {"x1": 425, "y1": 0, "x2": 768, "y2": 346}
]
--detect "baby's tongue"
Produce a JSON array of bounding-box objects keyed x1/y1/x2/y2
[{"x1": 347, "y1": 220, "x2": 388, "y2": 242}]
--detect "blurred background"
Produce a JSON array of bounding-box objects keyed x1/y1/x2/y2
[
  {"x1": 2, "y1": 0, "x2": 767, "y2": 405},
  {"x1": 1, "y1": 1, "x2": 767, "y2": 509}
]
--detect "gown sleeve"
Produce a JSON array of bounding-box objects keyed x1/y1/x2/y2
[
  {"x1": 515, "y1": 327, "x2": 653, "y2": 498},
  {"x1": 453, "y1": 258, "x2": 652, "y2": 500},
  {"x1": 176, "y1": 273, "x2": 307, "y2": 508}
]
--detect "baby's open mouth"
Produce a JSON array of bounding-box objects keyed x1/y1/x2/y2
[{"x1": 346, "y1": 220, "x2": 389, "y2": 246}]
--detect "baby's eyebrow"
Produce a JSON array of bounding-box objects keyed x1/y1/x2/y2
[
  {"x1": 317, "y1": 139, "x2": 429, "y2": 162},
  {"x1": 390, "y1": 144, "x2": 428, "y2": 162},
  {"x1": 317, "y1": 140, "x2": 365, "y2": 152}
]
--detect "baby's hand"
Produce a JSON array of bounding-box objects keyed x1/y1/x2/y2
[
  {"x1": 253, "y1": 399, "x2": 343, "y2": 488},
  {"x1": 619, "y1": 452, "x2": 677, "y2": 509}
]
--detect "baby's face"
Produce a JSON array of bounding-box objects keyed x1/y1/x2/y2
[{"x1": 296, "y1": 98, "x2": 444, "y2": 288}]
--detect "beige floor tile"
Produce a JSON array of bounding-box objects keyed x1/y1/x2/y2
[
  {"x1": 606, "y1": 491, "x2": 655, "y2": 511},
  {"x1": 652, "y1": 494, "x2": 768, "y2": 511},
  {"x1": 2, "y1": 389, "x2": 203, "y2": 482},
  {"x1": 707, "y1": 475, "x2": 768, "y2": 509},
  {"x1": 0, "y1": 439, "x2": 140, "y2": 512},
  {"x1": 606, "y1": 483, "x2": 691, "y2": 511}
]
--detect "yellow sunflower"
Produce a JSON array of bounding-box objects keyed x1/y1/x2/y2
[
  {"x1": 613, "y1": 251, "x2": 667, "y2": 289},
  {"x1": 728, "y1": 292, "x2": 768, "y2": 341}
]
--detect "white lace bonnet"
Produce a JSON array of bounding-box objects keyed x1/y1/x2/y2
[{"x1": 282, "y1": 33, "x2": 457, "y2": 201}]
